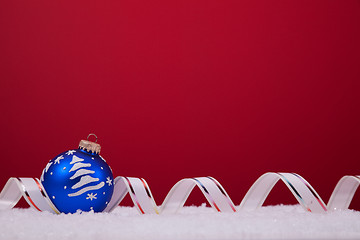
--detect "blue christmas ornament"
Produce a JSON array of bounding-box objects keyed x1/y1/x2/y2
[{"x1": 40, "y1": 134, "x2": 114, "y2": 213}]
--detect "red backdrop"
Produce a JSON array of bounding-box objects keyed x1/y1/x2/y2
[{"x1": 1, "y1": 0, "x2": 360, "y2": 209}]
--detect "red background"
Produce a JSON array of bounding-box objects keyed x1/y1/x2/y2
[{"x1": 1, "y1": 0, "x2": 360, "y2": 209}]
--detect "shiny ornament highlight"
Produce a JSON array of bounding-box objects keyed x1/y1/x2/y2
[{"x1": 40, "y1": 135, "x2": 114, "y2": 213}]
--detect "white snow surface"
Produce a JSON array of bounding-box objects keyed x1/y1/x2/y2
[{"x1": 1, "y1": 205, "x2": 359, "y2": 240}]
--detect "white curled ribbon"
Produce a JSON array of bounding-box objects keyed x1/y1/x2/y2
[
  {"x1": 0, "y1": 178, "x2": 60, "y2": 214},
  {"x1": 0, "y1": 172, "x2": 359, "y2": 214}
]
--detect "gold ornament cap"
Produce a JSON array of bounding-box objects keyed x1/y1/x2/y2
[{"x1": 79, "y1": 133, "x2": 101, "y2": 154}]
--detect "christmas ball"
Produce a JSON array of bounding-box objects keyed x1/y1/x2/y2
[{"x1": 40, "y1": 135, "x2": 114, "y2": 213}]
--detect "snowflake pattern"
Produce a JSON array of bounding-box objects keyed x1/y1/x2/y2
[
  {"x1": 66, "y1": 150, "x2": 76, "y2": 155},
  {"x1": 54, "y1": 155, "x2": 64, "y2": 164},
  {"x1": 106, "y1": 177, "x2": 112, "y2": 186},
  {"x1": 86, "y1": 193, "x2": 97, "y2": 201}
]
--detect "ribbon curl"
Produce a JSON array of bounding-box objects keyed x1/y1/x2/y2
[{"x1": 0, "y1": 172, "x2": 359, "y2": 214}]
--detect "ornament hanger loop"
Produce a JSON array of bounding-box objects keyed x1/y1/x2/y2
[{"x1": 87, "y1": 133, "x2": 98, "y2": 143}]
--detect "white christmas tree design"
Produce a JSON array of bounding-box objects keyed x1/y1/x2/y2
[{"x1": 67, "y1": 155, "x2": 104, "y2": 199}]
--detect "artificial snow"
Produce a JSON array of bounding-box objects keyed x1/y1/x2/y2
[{"x1": 1, "y1": 205, "x2": 359, "y2": 240}]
